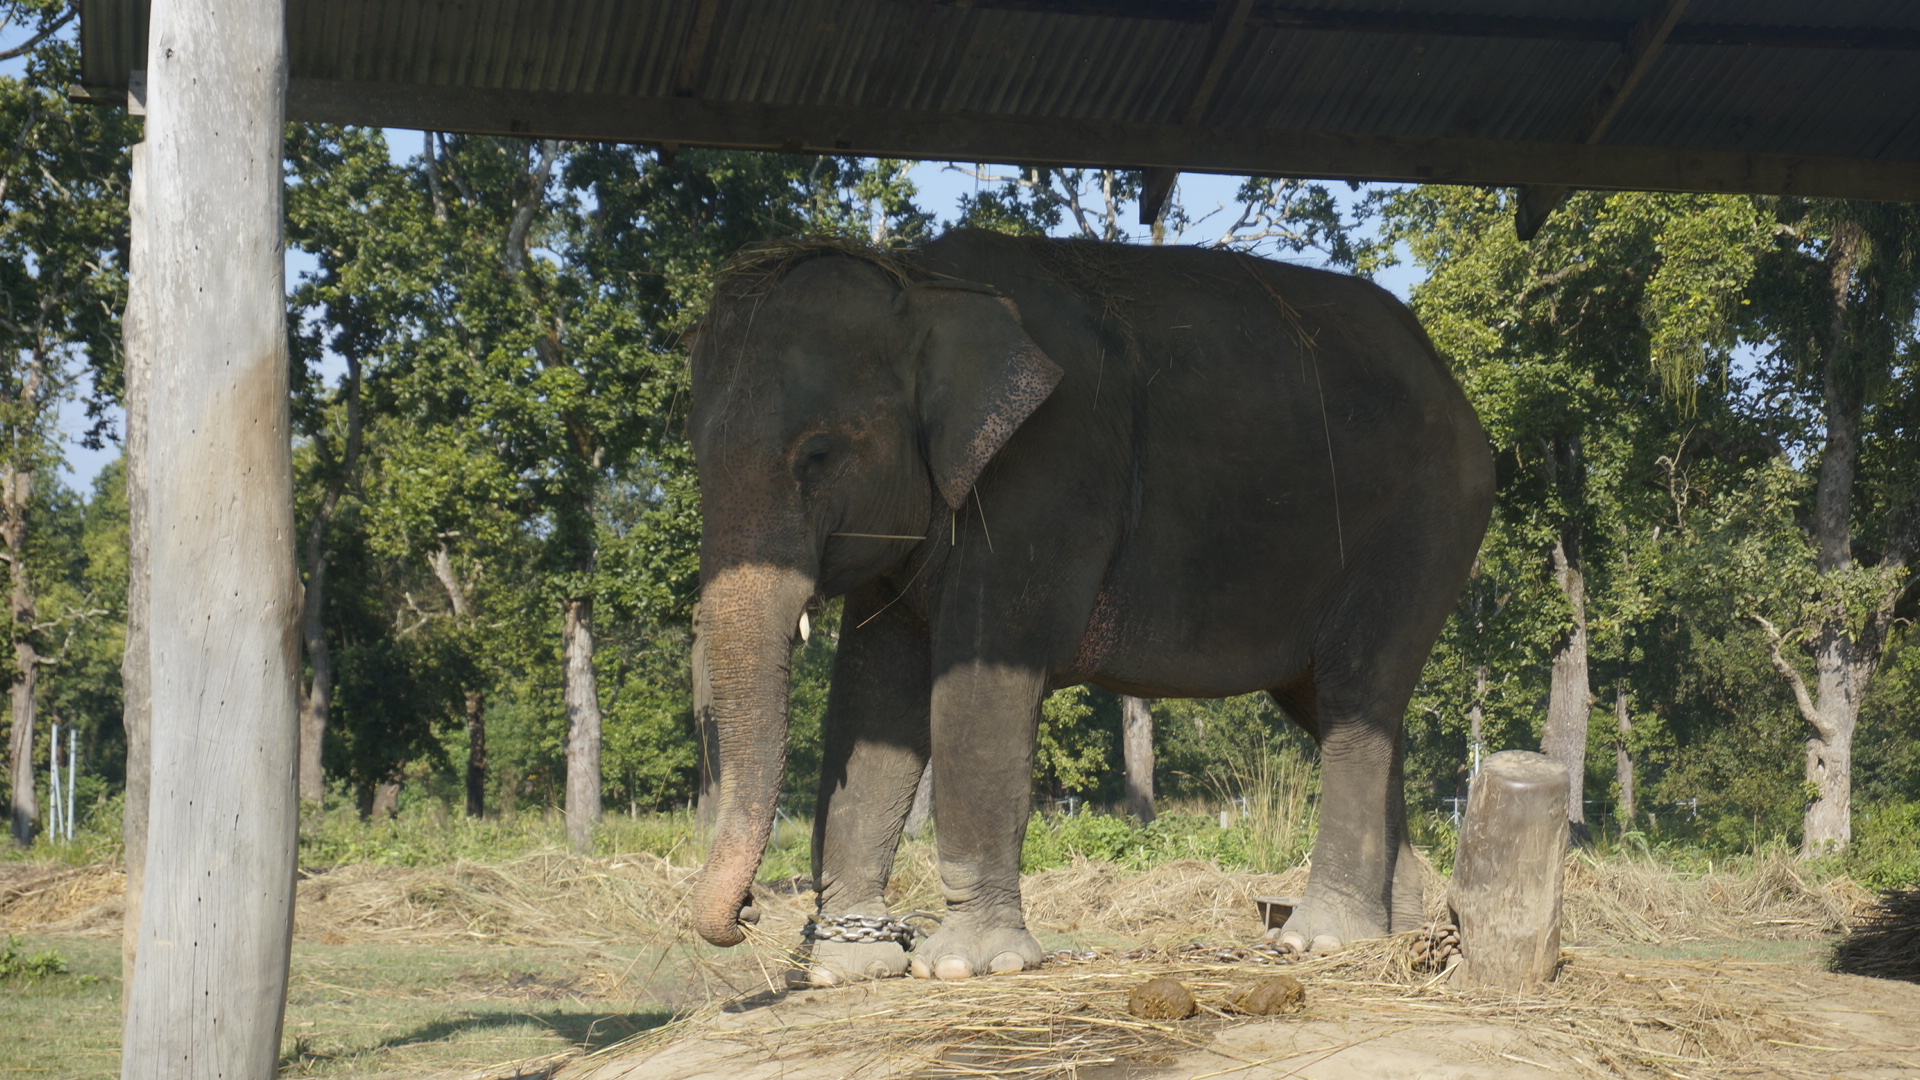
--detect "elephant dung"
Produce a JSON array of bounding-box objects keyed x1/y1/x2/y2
[
  {"x1": 1127, "y1": 977, "x2": 1198, "y2": 1020},
  {"x1": 1228, "y1": 974, "x2": 1306, "y2": 1016}
]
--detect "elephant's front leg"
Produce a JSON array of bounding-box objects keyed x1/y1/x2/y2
[
  {"x1": 800, "y1": 587, "x2": 932, "y2": 986},
  {"x1": 910, "y1": 658, "x2": 1048, "y2": 980}
]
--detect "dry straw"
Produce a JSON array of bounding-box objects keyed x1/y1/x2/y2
[
  {"x1": 554, "y1": 933, "x2": 1825, "y2": 1080},
  {"x1": 1830, "y1": 887, "x2": 1920, "y2": 983},
  {"x1": 2, "y1": 849, "x2": 1891, "y2": 1080}
]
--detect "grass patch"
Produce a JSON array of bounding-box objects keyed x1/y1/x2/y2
[{"x1": 0, "y1": 935, "x2": 679, "y2": 1080}]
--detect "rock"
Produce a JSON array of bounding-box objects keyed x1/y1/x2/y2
[
  {"x1": 1229, "y1": 974, "x2": 1306, "y2": 1016},
  {"x1": 1127, "y1": 977, "x2": 1197, "y2": 1020}
]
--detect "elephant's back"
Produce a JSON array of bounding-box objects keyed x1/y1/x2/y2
[
  {"x1": 912, "y1": 229, "x2": 1489, "y2": 694},
  {"x1": 913, "y1": 229, "x2": 1473, "y2": 483}
]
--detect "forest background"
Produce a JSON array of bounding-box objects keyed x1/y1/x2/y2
[{"x1": 2, "y1": 3, "x2": 1917, "y2": 884}]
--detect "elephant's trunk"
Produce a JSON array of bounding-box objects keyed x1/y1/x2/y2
[{"x1": 690, "y1": 561, "x2": 815, "y2": 948}]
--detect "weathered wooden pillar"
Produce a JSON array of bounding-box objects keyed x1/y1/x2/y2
[
  {"x1": 1448, "y1": 750, "x2": 1568, "y2": 991},
  {"x1": 1121, "y1": 695, "x2": 1156, "y2": 824},
  {"x1": 119, "y1": 130, "x2": 152, "y2": 1010},
  {"x1": 120, "y1": 0, "x2": 298, "y2": 1076}
]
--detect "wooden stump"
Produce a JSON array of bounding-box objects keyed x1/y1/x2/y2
[{"x1": 1448, "y1": 750, "x2": 1569, "y2": 990}]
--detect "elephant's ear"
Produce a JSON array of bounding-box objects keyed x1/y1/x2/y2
[{"x1": 903, "y1": 281, "x2": 1064, "y2": 510}]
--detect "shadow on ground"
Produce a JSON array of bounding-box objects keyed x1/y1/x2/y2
[{"x1": 280, "y1": 1008, "x2": 674, "y2": 1073}]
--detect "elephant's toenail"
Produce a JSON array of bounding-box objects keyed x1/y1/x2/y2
[
  {"x1": 864, "y1": 960, "x2": 894, "y2": 978},
  {"x1": 1277, "y1": 931, "x2": 1308, "y2": 953},
  {"x1": 987, "y1": 951, "x2": 1026, "y2": 974},
  {"x1": 933, "y1": 955, "x2": 973, "y2": 981},
  {"x1": 908, "y1": 956, "x2": 933, "y2": 980},
  {"x1": 1309, "y1": 935, "x2": 1341, "y2": 955}
]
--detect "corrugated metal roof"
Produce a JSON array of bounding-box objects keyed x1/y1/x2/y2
[{"x1": 77, "y1": 0, "x2": 1920, "y2": 202}]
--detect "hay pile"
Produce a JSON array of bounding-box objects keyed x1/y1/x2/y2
[
  {"x1": 1025, "y1": 859, "x2": 1309, "y2": 942},
  {"x1": 1831, "y1": 888, "x2": 1920, "y2": 983},
  {"x1": 1562, "y1": 850, "x2": 1870, "y2": 944},
  {"x1": 559, "y1": 933, "x2": 1816, "y2": 1080},
  {"x1": 292, "y1": 853, "x2": 725, "y2": 946},
  {"x1": 0, "y1": 862, "x2": 125, "y2": 934},
  {"x1": 3, "y1": 849, "x2": 1874, "y2": 951}
]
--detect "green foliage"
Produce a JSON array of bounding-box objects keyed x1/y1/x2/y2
[
  {"x1": 295, "y1": 802, "x2": 709, "y2": 868},
  {"x1": 0, "y1": 935, "x2": 69, "y2": 981},
  {"x1": 1020, "y1": 810, "x2": 1260, "y2": 873},
  {"x1": 1035, "y1": 686, "x2": 1108, "y2": 798},
  {"x1": 1846, "y1": 802, "x2": 1920, "y2": 891}
]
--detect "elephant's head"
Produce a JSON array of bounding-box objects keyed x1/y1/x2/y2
[{"x1": 686, "y1": 247, "x2": 1062, "y2": 947}]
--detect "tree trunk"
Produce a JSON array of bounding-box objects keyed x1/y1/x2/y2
[
  {"x1": 1539, "y1": 533, "x2": 1592, "y2": 840},
  {"x1": 463, "y1": 690, "x2": 487, "y2": 818},
  {"x1": 1121, "y1": 695, "x2": 1156, "y2": 824},
  {"x1": 3, "y1": 355, "x2": 42, "y2": 848},
  {"x1": 563, "y1": 595, "x2": 603, "y2": 853},
  {"x1": 295, "y1": 354, "x2": 361, "y2": 803},
  {"x1": 1468, "y1": 663, "x2": 1487, "y2": 781},
  {"x1": 427, "y1": 545, "x2": 485, "y2": 817},
  {"x1": 5, "y1": 655, "x2": 33, "y2": 847},
  {"x1": 120, "y1": 138, "x2": 153, "y2": 1006},
  {"x1": 1614, "y1": 685, "x2": 1635, "y2": 828},
  {"x1": 1752, "y1": 212, "x2": 1907, "y2": 859},
  {"x1": 369, "y1": 776, "x2": 400, "y2": 819},
  {"x1": 904, "y1": 761, "x2": 934, "y2": 838},
  {"x1": 691, "y1": 601, "x2": 720, "y2": 831},
  {"x1": 121, "y1": 1, "x2": 301, "y2": 1074},
  {"x1": 296, "y1": 554, "x2": 331, "y2": 801}
]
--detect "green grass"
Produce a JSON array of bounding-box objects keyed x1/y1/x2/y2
[{"x1": 0, "y1": 934, "x2": 679, "y2": 1080}]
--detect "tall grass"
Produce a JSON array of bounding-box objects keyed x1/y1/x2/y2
[{"x1": 1206, "y1": 741, "x2": 1318, "y2": 873}]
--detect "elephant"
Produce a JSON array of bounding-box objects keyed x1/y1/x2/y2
[{"x1": 686, "y1": 228, "x2": 1494, "y2": 985}]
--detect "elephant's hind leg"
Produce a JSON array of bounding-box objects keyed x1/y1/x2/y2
[{"x1": 799, "y1": 586, "x2": 932, "y2": 986}]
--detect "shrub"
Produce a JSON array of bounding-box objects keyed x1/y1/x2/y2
[
  {"x1": 1848, "y1": 801, "x2": 1920, "y2": 891},
  {"x1": 0, "y1": 936, "x2": 68, "y2": 981}
]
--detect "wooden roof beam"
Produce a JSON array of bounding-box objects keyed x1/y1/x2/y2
[
  {"x1": 906, "y1": 3, "x2": 1920, "y2": 50},
  {"x1": 281, "y1": 78, "x2": 1920, "y2": 204},
  {"x1": 1515, "y1": 0, "x2": 1690, "y2": 240},
  {"x1": 1141, "y1": 0, "x2": 1253, "y2": 225}
]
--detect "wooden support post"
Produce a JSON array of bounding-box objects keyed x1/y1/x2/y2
[
  {"x1": 119, "y1": 132, "x2": 151, "y2": 1013},
  {"x1": 120, "y1": 0, "x2": 298, "y2": 1076},
  {"x1": 1448, "y1": 750, "x2": 1569, "y2": 990}
]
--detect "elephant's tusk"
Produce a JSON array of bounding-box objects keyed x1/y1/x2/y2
[
  {"x1": 798, "y1": 611, "x2": 810, "y2": 643},
  {"x1": 828, "y1": 532, "x2": 926, "y2": 541}
]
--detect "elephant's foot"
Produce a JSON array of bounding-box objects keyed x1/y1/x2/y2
[
  {"x1": 1267, "y1": 887, "x2": 1389, "y2": 956},
  {"x1": 788, "y1": 938, "x2": 910, "y2": 987},
  {"x1": 907, "y1": 920, "x2": 1042, "y2": 981}
]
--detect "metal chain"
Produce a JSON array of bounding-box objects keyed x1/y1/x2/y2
[{"x1": 802, "y1": 912, "x2": 926, "y2": 949}]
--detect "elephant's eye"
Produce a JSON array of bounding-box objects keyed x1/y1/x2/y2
[{"x1": 794, "y1": 437, "x2": 837, "y2": 486}]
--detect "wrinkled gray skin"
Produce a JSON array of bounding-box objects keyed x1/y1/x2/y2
[{"x1": 688, "y1": 229, "x2": 1493, "y2": 985}]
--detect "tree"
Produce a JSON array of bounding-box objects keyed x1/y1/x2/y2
[
  {"x1": 1385, "y1": 186, "x2": 1775, "y2": 838},
  {"x1": 1733, "y1": 200, "x2": 1920, "y2": 855},
  {"x1": 0, "y1": 15, "x2": 135, "y2": 843}
]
